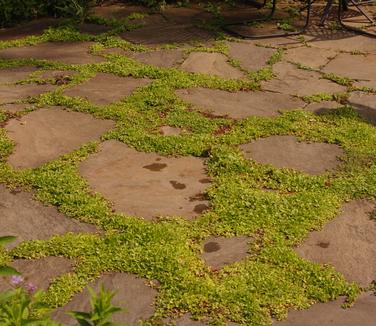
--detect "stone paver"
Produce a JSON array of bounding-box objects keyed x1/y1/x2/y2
[
  {"x1": 275, "y1": 292, "x2": 376, "y2": 326},
  {"x1": 0, "y1": 103, "x2": 29, "y2": 113},
  {"x1": 0, "y1": 185, "x2": 97, "y2": 248},
  {"x1": 64, "y1": 73, "x2": 150, "y2": 105},
  {"x1": 201, "y1": 236, "x2": 250, "y2": 269},
  {"x1": 78, "y1": 23, "x2": 110, "y2": 35},
  {"x1": 262, "y1": 62, "x2": 346, "y2": 96},
  {"x1": 348, "y1": 92, "x2": 376, "y2": 125},
  {"x1": 0, "y1": 67, "x2": 36, "y2": 84},
  {"x1": 284, "y1": 47, "x2": 337, "y2": 69},
  {"x1": 322, "y1": 53, "x2": 376, "y2": 81},
  {"x1": 160, "y1": 126, "x2": 183, "y2": 136},
  {"x1": 0, "y1": 42, "x2": 103, "y2": 64},
  {"x1": 296, "y1": 199, "x2": 376, "y2": 287},
  {"x1": 130, "y1": 49, "x2": 184, "y2": 68},
  {"x1": 307, "y1": 35, "x2": 376, "y2": 53},
  {"x1": 79, "y1": 140, "x2": 210, "y2": 220},
  {"x1": 0, "y1": 84, "x2": 55, "y2": 105},
  {"x1": 227, "y1": 42, "x2": 276, "y2": 71},
  {"x1": 240, "y1": 136, "x2": 344, "y2": 175},
  {"x1": 304, "y1": 101, "x2": 341, "y2": 114},
  {"x1": 0, "y1": 257, "x2": 73, "y2": 292},
  {"x1": 181, "y1": 52, "x2": 245, "y2": 79},
  {"x1": 5, "y1": 106, "x2": 114, "y2": 169},
  {"x1": 53, "y1": 273, "x2": 157, "y2": 325},
  {"x1": 176, "y1": 88, "x2": 305, "y2": 119}
]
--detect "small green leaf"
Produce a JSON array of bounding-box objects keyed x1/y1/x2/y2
[
  {"x1": 0, "y1": 236, "x2": 17, "y2": 247},
  {"x1": 0, "y1": 265, "x2": 20, "y2": 276}
]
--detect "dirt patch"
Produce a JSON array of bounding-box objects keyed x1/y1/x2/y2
[
  {"x1": 160, "y1": 126, "x2": 183, "y2": 136},
  {"x1": 201, "y1": 236, "x2": 250, "y2": 269},
  {"x1": 227, "y1": 42, "x2": 276, "y2": 71},
  {"x1": 0, "y1": 42, "x2": 104, "y2": 64},
  {"x1": 64, "y1": 73, "x2": 150, "y2": 106},
  {"x1": 0, "y1": 185, "x2": 97, "y2": 248},
  {"x1": 262, "y1": 62, "x2": 346, "y2": 96},
  {"x1": 0, "y1": 257, "x2": 73, "y2": 292},
  {"x1": 295, "y1": 199, "x2": 376, "y2": 287},
  {"x1": 284, "y1": 47, "x2": 337, "y2": 69},
  {"x1": 275, "y1": 292, "x2": 376, "y2": 326},
  {"x1": 130, "y1": 49, "x2": 184, "y2": 68},
  {"x1": 348, "y1": 92, "x2": 376, "y2": 126},
  {"x1": 79, "y1": 140, "x2": 210, "y2": 220},
  {"x1": 0, "y1": 84, "x2": 55, "y2": 105},
  {"x1": 52, "y1": 272, "x2": 157, "y2": 325},
  {"x1": 240, "y1": 135, "x2": 344, "y2": 175},
  {"x1": 181, "y1": 52, "x2": 245, "y2": 79},
  {"x1": 5, "y1": 106, "x2": 114, "y2": 169},
  {"x1": 176, "y1": 88, "x2": 304, "y2": 119}
]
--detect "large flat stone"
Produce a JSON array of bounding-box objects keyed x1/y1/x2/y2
[
  {"x1": 227, "y1": 42, "x2": 276, "y2": 71},
  {"x1": 348, "y1": 92, "x2": 376, "y2": 125},
  {"x1": 64, "y1": 73, "x2": 150, "y2": 106},
  {"x1": 262, "y1": 62, "x2": 346, "y2": 96},
  {"x1": 130, "y1": 49, "x2": 184, "y2": 68},
  {"x1": 275, "y1": 292, "x2": 376, "y2": 326},
  {"x1": 0, "y1": 84, "x2": 55, "y2": 105},
  {"x1": 53, "y1": 273, "x2": 157, "y2": 325},
  {"x1": 201, "y1": 236, "x2": 250, "y2": 269},
  {"x1": 322, "y1": 53, "x2": 376, "y2": 81},
  {"x1": 79, "y1": 140, "x2": 210, "y2": 220},
  {"x1": 0, "y1": 67, "x2": 36, "y2": 84},
  {"x1": 304, "y1": 101, "x2": 341, "y2": 114},
  {"x1": 0, "y1": 185, "x2": 97, "y2": 248},
  {"x1": 0, "y1": 42, "x2": 103, "y2": 64},
  {"x1": 5, "y1": 106, "x2": 114, "y2": 169},
  {"x1": 181, "y1": 52, "x2": 245, "y2": 79},
  {"x1": 240, "y1": 135, "x2": 344, "y2": 175},
  {"x1": 284, "y1": 47, "x2": 337, "y2": 69},
  {"x1": 0, "y1": 257, "x2": 73, "y2": 292},
  {"x1": 0, "y1": 103, "x2": 28, "y2": 113},
  {"x1": 176, "y1": 88, "x2": 305, "y2": 119},
  {"x1": 296, "y1": 200, "x2": 376, "y2": 287},
  {"x1": 307, "y1": 35, "x2": 376, "y2": 53}
]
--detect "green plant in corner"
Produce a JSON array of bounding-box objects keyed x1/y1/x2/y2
[
  {"x1": 68, "y1": 286, "x2": 122, "y2": 326},
  {"x1": 0, "y1": 236, "x2": 20, "y2": 277}
]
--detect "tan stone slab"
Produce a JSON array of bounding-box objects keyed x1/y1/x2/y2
[
  {"x1": 122, "y1": 23, "x2": 213, "y2": 46},
  {"x1": 275, "y1": 292, "x2": 376, "y2": 326},
  {"x1": 161, "y1": 6, "x2": 210, "y2": 24},
  {"x1": 354, "y1": 80, "x2": 376, "y2": 89},
  {"x1": 64, "y1": 73, "x2": 150, "y2": 106},
  {"x1": 131, "y1": 49, "x2": 184, "y2": 68},
  {"x1": 0, "y1": 185, "x2": 97, "y2": 248},
  {"x1": 348, "y1": 92, "x2": 376, "y2": 125},
  {"x1": 79, "y1": 140, "x2": 210, "y2": 220},
  {"x1": 0, "y1": 67, "x2": 36, "y2": 84},
  {"x1": 0, "y1": 84, "x2": 55, "y2": 105},
  {"x1": 0, "y1": 257, "x2": 73, "y2": 292},
  {"x1": 284, "y1": 47, "x2": 337, "y2": 69},
  {"x1": 176, "y1": 88, "x2": 305, "y2": 119},
  {"x1": 240, "y1": 135, "x2": 344, "y2": 175},
  {"x1": 262, "y1": 62, "x2": 346, "y2": 96},
  {"x1": 304, "y1": 101, "x2": 341, "y2": 114},
  {"x1": 0, "y1": 103, "x2": 28, "y2": 113},
  {"x1": 181, "y1": 52, "x2": 245, "y2": 79},
  {"x1": 53, "y1": 273, "x2": 157, "y2": 325},
  {"x1": 160, "y1": 126, "x2": 183, "y2": 136},
  {"x1": 296, "y1": 200, "x2": 376, "y2": 287},
  {"x1": 0, "y1": 42, "x2": 103, "y2": 64},
  {"x1": 322, "y1": 53, "x2": 376, "y2": 81},
  {"x1": 227, "y1": 42, "x2": 276, "y2": 71},
  {"x1": 307, "y1": 35, "x2": 376, "y2": 53},
  {"x1": 5, "y1": 106, "x2": 115, "y2": 169},
  {"x1": 201, "y1": 236, "x2": 250, "y2": 269}
]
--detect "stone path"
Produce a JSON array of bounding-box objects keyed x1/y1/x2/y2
[{"x1": 0, "y1": 2, "x2": 376, "y2": 325}]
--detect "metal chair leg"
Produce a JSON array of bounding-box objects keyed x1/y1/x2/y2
[{"x1": 222, "y1": 0, "x2": 312, "y2": 39}]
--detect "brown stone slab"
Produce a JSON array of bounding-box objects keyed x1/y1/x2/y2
[
  {"x1": 0, "y1": 42, "x2": 103, "y2": 64},
  {"x1": 0, "y1": 185, "x2": 97, "y2": 248},
  {"x1": 78, "y1": 23, "x2": 110, "y2": 35},
  {"x1": 5, "y1": 106, "x2": 115, "y2": 169},
  {"x1": 262, "y1": 62, "x2": 346, "y2": 96},
  {"x1": 322, "y1": 53, "x2": 376, "y2": 81},
  {"x1": 53, "y1": 273, "x2": 157, "y2": 325},
  {"x1": 0, "y1": 84, "x2": 55, "y2": 105},
  {"x1": 201, "y1": 236, "x2": 250, "y2": 269},
  {"x1": 63, "y1": 73, "x2": 150, "y2": 106},
  {"x1": 307, "y1": 35, "x2": 376, "y2": 53},
  {"x1": 79, "y1": 140, "x2": 210, "y2": 220},
  {"x1": 296, "y1": 200, "x2": 376, "y2": 287},
  {"x1": 275, "y1": 292, "x2": 376, "y2": 326},
  {"x1": 240, "y1": 135, "x2": 344, "y2": 175},
  {"x1": 0, "y1": 67, "x2": 36, "y2": 84},
  {"x1": 130, "y1": 49, "x2": 184, "y2": 68},
  {"x1": 0, "y1": 103, "x2": 29, "y2": 113},
  {"x1": 0, "y1": 257, "x2": 73, "y2": 292},
  {"x1": 176, "y1": 88, "x2": 305, "y2": 119},
  {"x1": 284, "y1": 47, "x2": 337, "y2": 69},
  {"x1": 304, "y1": 101, "x2": 341, "y2": 114},
  {"x1": 228, "y1": 42, "x2": 276, "y2": 71},
  {"x1": 181, "y1": 52, "x2": 245, "y2": 79},
  {"x1": 348, "y1": 92, "x2": 376, "y2": 125}
]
